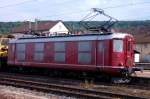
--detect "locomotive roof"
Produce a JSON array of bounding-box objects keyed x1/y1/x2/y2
[
  {"x1": 9, "y1": 33, "x2": 132, "y2": 43},
  {"x1": 19, "y1": 32, "x2": 113, "y2": 39}
]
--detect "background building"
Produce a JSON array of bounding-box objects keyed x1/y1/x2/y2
[
  {"x1": 11, "y1": 20, "x2": 69, "y2": 38},
  {"x1": 134, "y1": 33, "x2": 150, "y2": 62}
]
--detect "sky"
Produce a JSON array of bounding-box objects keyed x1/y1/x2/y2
[{"x1": 0, "y1": 0, "x2": 150, "y2": 22}]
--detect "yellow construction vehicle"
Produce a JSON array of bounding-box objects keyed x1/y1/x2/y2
[{"x1": 0, "y1": 38, "x2": 9, "y2": 57}]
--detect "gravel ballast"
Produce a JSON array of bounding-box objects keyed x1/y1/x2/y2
[{"x1": 0, "y1": 85, "x2": 76, "y2": 99}]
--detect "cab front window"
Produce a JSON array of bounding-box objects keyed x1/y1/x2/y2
[{"x1": 113, "y1": 40, "x2": 123, "y2": 52}]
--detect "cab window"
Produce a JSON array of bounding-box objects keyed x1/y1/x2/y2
[{"x1": 113, "y1": 40, "x2": 123, "y2": 52}]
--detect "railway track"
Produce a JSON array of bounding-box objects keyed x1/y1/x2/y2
[{"x1": 0, "y1": 72, "x2": 146, "y2": 99}]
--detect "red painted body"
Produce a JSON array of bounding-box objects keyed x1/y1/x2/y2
[{"x1": 7, "y1": 33, "x2": 135, "y2": 76}]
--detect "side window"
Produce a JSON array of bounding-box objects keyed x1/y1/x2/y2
[
  {"x1": 78, "y1": 41, "x2": 91, "y2": 64},
  {"x1": 54, "y1": 42, "x2": 66, "y2": 62},
  {"x1": 113, "y1": 40, "x2": 123, "y2": 52},
  {"x1": 78, "y1": 42, "x2": 91, "y2": 51},
  {"x1": 34, "y1": 43, "x2": 44, "y2": 61},
  {"x1": 16, "y1": 43, "x2": 25, "y2": 61}
]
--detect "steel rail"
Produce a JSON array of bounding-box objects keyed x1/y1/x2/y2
[{"x1": 0, "y1": 72, "x2": 150, "y2": 90}]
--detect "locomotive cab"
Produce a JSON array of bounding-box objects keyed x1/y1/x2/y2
[
  {"x1": 112, "y1": 34, "x2": 141, "y2": 76},
  {"x1": 112, "y1": 36, "x2": 134, "y2": 67}
]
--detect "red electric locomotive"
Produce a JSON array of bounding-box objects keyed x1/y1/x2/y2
[{"x1": 7, "y1": 33, "x2": 140, "y2": 79}]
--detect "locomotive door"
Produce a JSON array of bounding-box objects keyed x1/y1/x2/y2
[
  {"x1": 125, "y1": 38, "x2": 133, "y2": 67},
  {"x1": 112, "y1": 39, "x2": 124, "y2": 67},
  {"x1": 97, "y1": 40, "x2": 109, "y2": 69}
]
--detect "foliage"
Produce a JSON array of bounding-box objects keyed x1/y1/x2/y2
[
  {"x1": 0, "y1": 22, "x2": 22, "y2": 34},
  {"x1": 0, "y1": 21, "x2": 150, "y2": 34}
]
